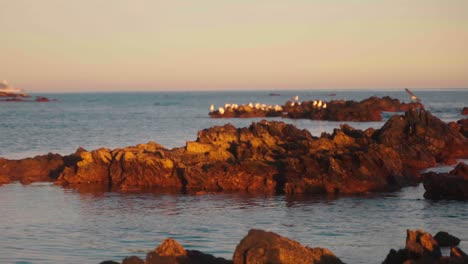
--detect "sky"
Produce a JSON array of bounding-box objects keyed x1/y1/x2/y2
[{"x1": 1, "y1": 0, "x2": 467, "y2": 92}]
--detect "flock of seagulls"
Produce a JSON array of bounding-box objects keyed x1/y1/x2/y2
[
  {"x1": 209, "y1": 102, "x2": 284, "y2": 114},
  {"x1": 287, "y1": 95, "x2": 327, "y2": 109},
  {"x1": 210, "y1": 95, "x2": 328, "y2": 115}
]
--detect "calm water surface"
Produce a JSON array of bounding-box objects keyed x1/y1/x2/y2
[
  {"x1": 0, "y1": 89, "x2": 467, "y2": 263},
  {"x1": 1, "y1": 183, "x2": 467, "y2": 264}
]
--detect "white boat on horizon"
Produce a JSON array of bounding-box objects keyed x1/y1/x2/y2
[{"x1": 0, "y1": 80, "x2": 24, "y2": 93}]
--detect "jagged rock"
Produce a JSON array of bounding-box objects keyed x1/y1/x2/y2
[
  {"x1": 383, "y1": 229, "x2": 441, "y2": 264},
  {"x1": 423, "y1": 162, "x2": 468, "y2": 200},
  {"x1": 376, "y1": 109, "x2": 468, "y2": 168},
  {"x1": 434, "y1": 232, "x2": 461, "y2": 247},
  {"x1": 232, "y1": 229, "x2": 343, "y2": 264},
  {"x1": 145, "y1": 238, "x2": 231, "y2": 264}
]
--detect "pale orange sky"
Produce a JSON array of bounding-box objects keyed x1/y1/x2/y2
[{"x1": 1, "y1": 0, "x2": 467, "y2": 92}]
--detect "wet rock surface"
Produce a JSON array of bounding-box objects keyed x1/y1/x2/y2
[
  {"x1": 423, "y1": 162, "x2": 468, "y2": 200},
  {"x1": 1, "y1": 109, "x2": 468, "y2": 197}
]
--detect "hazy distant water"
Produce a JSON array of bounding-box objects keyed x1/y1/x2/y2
[{"x1": 0, "y1": 89, "x2": 467, "y2": 263}]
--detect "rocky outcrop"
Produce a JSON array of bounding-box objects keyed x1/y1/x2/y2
[
  {"x1": 423, "y1": 162, "x2": 468, "y2": 200},
  {"x1": 233, "y1": 229, "x2": 343, "y2": 264},
  {"x1": 1, "y1": 109, "x2": 468, "y2": 196},
  {"x1": 383, "y1": 229, "x2": 468, "y2": 264},
  {"x1": 284, "y1": 96, "x2": 423, "y2": 122},
  {"x1": 210, "y1": 96, "x2": 424, "y2": 121}
]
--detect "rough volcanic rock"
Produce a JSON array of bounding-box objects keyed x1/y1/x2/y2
[
  {"x1": 232, "y1": 229, "x2": 343, "y2": 264},
  {"x1": 145, "y1": 238, "x2": 231, "y2": 264},
  {"x1": 462, "y1": 107, "x2": 468, "y2": 115},
  {"x1": 423, "y1": 162, "x2": 468, "y2": 200},
  {"x1": 434, "y1": 231, "x2": 461, "y2": 247}
]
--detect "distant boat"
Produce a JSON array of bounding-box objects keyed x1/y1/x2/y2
[
  {"x1": 0, "y1": 80, "x2": 23, "y2": 93},
  {"x1": 269, "y1": 93, "x2": 281, "y2": 96}
]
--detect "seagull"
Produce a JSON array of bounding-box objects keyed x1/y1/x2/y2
[
  {"x1": 313, "y1": 100, "x2": 317, "y2": 107},
  {"x1": 317, "y1": 100, "x2": 322, "y2": 108},
  {"x1": 210, "y1": 104, "x2": 215, "y2": 112},
  {"x1": 294, "y1": 95, "x2": 299, "y2": 101},
  {"x1": 218, "y1": 107, "x2": 225, "y2": 115}
]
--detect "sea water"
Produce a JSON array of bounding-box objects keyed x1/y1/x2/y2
[{"x1": 0, "y1": 89, "x2": 467, "y2": 263}]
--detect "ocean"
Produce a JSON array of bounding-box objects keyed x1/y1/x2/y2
[{"x1": 0, "y1": 89, "x2": 467, "y2": 263}]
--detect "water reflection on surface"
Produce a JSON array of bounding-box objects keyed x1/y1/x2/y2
[{"x1": 1, "y1": 183, "x2": 467, "y2": 264}]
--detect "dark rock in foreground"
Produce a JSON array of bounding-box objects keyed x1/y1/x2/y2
[
  {"x1": 1, "y1": 109, "x2": 468, "y2": 197},
  {"x1": 383, "y1": 229, "x2": 468, "y2": 264},
  {"x1": 434, "y1": 231, "x2": 461, "y2": 247},
  {"x1": 423, "y1": 162, "x2": 468, "y2": 200}
]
